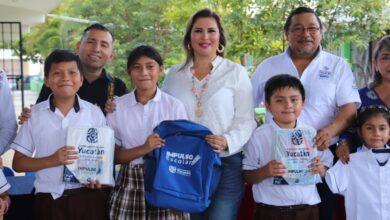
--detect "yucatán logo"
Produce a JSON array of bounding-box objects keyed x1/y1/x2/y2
[
  {"x1": 86, "y1": 128, "x2": 98, "y2": 143},
  {"x1": 291, "y1": 129, "x2": 303, "y2": 145}
]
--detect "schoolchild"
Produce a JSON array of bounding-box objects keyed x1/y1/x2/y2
[
  {"x1": 11, "y1": 49, "x2": 109, "y2": 220},
  {"x1": 326, "y1": 105, "x2": 390, "y2": 220},
  {"x1": 107, "y1": 45, "x2": 188, "y2": 220},
  {"x1": 243, "y1": 74, "x2": 333, "y2": 220}
]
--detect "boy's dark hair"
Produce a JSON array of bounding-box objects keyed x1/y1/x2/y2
[
  {"x1": 284, "y1": 6, "x2": 323, "y2": 32},
  {"x1": 81, "y1": 23, "x2": 114, "y2": 43},
  {"x1": 44, "y1": 49, "x2": 82, "y2": 78},
  {"x1": 264, "y1": 74, "x2": 305, "y2": 103},
  {"x1": 127, "y1": 45, "x2": 163, "y2": 70},
  {"x1": 357, "y1": 105, "x2": 390, "y2": 128}
]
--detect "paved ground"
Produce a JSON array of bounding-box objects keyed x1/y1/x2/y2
[{"x1": 3, "y1": 90, "x2": 39, "y2": 176}]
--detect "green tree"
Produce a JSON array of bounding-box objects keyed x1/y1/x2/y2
[{"x1": 22, "y1": 0, "x2": 389, "y2": 88}]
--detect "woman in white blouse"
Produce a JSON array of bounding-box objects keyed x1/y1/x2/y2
[{"x1": 163, "y1": 8, "x2": 256, "y2": 220}]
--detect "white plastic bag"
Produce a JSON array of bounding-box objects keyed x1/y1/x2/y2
[{"x1": 64, "y1": 126, "x2": 115, "y2": 186}]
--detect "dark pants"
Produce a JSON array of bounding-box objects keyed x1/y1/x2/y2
[
  {"x1": 254, "y1": 203, "x2": 319, "y2": 220},
  {"x1": 317, "y1": 144, "x2": 338, "y2": 220},
  {"x1": 191, "y1": 153, "x2": 245, "y2": 220},
  {"x1": 34, "y1": 187, "x2": 111, "y2": 220}
]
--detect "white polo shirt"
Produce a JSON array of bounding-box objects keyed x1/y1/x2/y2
[
  {"x1": 251, "y1": 47, "x2": 361, "y2": 143},
  {"x1": 163, "y1": 56, "x2": 257, "y2": 157},
  {"x1": 10, "y1": 95, "x2": 106, "y2": 199},
  {"x1": 106, "y1": 88, "x2": 188, "y2": 165},
  {"x1": 243, "y1": 119, "x2": 334, "y2": 206},
  {"x1": 0, "y1": 69, "x2": 17, "y2": 155},
  {"x1": 326, "y1": 148, "x2": 390, "y2": 220}
]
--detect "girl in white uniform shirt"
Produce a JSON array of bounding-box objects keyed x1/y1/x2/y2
[
  {"x1": 163, "y1": 9, "x2": 256, "y2": 220},
  {"x1": 107, "y1": 45, "x2": 188, "y2": 220},
  {"x1": 326, "y1": 105, "x2": 390, "y2": 220}
]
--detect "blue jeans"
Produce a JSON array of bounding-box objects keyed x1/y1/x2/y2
[{"x1": 191, "y1": 153, "x2": 245, "y2": 220}]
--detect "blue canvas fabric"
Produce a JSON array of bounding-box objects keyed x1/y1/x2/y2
[{"x1": 144, "y1": 120, "x2": 222, "y2": 213}]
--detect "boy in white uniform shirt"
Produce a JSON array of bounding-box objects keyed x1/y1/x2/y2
[
  {"x1": 11, "y1": 50, "x2": 110, "y2": 220},
  {"x1": 243, "y1": 74, "x2": 333, "y2": 220},
  {"x1": 326, "y1": 105, "x2": 390, "y2": 220}
]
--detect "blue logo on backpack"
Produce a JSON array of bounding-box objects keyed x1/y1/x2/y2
[{"x1": 144, "y1": 120, "x2": 222, "y2": 213}]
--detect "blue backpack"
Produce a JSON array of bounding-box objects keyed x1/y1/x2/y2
[{"x1": 144, "y1": 120, "x2": 222, "y2": 213}]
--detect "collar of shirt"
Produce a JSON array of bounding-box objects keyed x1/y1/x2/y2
[
  {"x1": 128, "y1": 88, "x2": 162, "y2": 106},
  {"x1": 82, "y1": 68, "x2": 113, "y2": 85},
  {"x1": 269, "y1": 117, "x2": 302, "y2": 131},
  {"x1": 285, "y1": 45, "x2": 323, "y2": 61},
  {"x1": 41, "y1": 94, "x2": 85, "y2": 113}
]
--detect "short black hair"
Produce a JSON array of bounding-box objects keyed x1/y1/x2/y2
[
  {"x1": 284, "y1": 7, "x2": 323, "y2": 32},
  {"x1": 81, "y1": 23, "x2": 114, "y2": 43},
  {"x1": 357, "y1": 105, "x2": 390, "y2": 128},
  {"x1": 264, "y1": 74, "x2": 305, "y2": 103},
  {"x1": 44, "y1": 49, "x2": 82, "y2": 78},
  {"x1": 127, "y1": 45, "x2": 163, "y2": 70}
]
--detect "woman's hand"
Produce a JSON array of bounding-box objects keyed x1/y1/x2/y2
[{"x1": 205, "y1": 135, "x2": 228, "y2": 153}]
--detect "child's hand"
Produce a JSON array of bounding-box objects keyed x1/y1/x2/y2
[
  {"x1": 51, "y1": 146, "x2": 79, "y2": 166},
  {"x1": 309, "y1": 157, "x2": 326, "y2": 177},
  {"x1": 336, "y1": 141, "x2": 350, "y2": 164},
  {"x1": 85, "y1": 180, "x2": 102, "y2": 189},
  {"x1": 142, "y1": 134, "x2": 164, "y2": 152},
  {"x1": 262, "y1": 160, "x2": 287, "y2": 178}
]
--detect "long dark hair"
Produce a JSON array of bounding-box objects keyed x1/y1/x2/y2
[
  {"x1": 182, "y1": 8, "x2": 226, "y2": 67},
  {"x1": 372, "y1": 35, "x2": 390, "y2": 86}
]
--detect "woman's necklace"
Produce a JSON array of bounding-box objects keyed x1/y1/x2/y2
[{"x1": 190, "y1": 67, "x2": 212, "y2": 118}]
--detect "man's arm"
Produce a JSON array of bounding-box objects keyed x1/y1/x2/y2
[
  {"x1": 315, "y1": 103, "x2": 357, "y2": 150},
  {"x1": 0, "y1": 71, "x2": 17, "y2": 154}
]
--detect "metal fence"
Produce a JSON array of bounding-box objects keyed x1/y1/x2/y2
[{"x1": 0, "y1": 22, "x2": 24, "y2": 108}]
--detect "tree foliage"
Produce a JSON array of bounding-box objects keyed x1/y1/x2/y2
[{"x1": 23, "y1": 0, "x2": 389, "y2": 88}]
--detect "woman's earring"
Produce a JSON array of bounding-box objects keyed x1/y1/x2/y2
[
  {"x1": 187, "y1": 43, "x2": 192, "y2": 50},
  {"x1": 217, "y1": 44, "x2": 225, "y2": 53}
]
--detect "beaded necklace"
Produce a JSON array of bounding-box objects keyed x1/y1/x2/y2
[{"x1": 190, "y1": 67, "x2": 212, "y2": 118}]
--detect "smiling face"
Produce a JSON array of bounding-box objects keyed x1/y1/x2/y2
[
  {"x1": 76, "y1": 29, "x2": 115, "y2": 72},
  {"x1": 128, "y1": 56, "x2": 162, "y2": 92},
  {"x1": 359, "y1": 114, "x2": 390, "y2": 149},
  {"x1": 44, "y1": 61, "x2": 83, "y2": 99},
  {"x1": 190, "y1": 17, "x2": 220, "y2": 59},
  {"x1": 285, "y1": 13, "x2": 322, "y2": 59},
  {"x1": 374, "y1": 48, "x2": 390, "y2": 83},
  {"x1": 265, "y1": 87, "x2": 304, "y2": 129}
]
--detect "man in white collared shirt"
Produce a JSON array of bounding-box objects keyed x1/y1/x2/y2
[
  {"x1": 0, "y1": 69, "x2": 17, "y2": 155},
  {"x1": 250, "y1": 7, "x2": 361, "y2": 220}
]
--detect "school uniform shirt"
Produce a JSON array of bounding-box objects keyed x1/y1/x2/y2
[
  {"x1": 0, "y1": 69, "x2": 17, "y2": 155},
  {"x1": 251, "y1": 47, "x2": 361, "y2": 144},
  {"x1": 10, "y1": 95, "x2": 106, "y2": 199},
  {"x1": 163, "y1": 56, "x2": 257, "y2": 157},
  {"x1": 243, "y1": 119, "x2": 334, "y2": 206},
  {"x1": 326, "y1": 147, "x2": 390, "y2": 220},
  {"x1": 106, "y1": 88, "x2": 188, "y2": 165}
]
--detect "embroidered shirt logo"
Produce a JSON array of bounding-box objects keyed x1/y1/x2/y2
[
  {"x1": 86, "y1": 128, "x2": 98, "y2": 143},
  {"x1": 319, "y1": 66, "x2": 332, "y2": 79}
]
